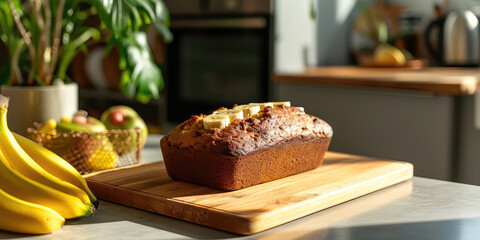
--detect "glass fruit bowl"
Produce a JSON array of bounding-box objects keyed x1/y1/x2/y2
[{"x1": 27, "y1": 124, "x2": 142, "y2": 175}]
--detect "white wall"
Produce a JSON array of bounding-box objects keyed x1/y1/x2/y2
[
  {"x1": 274, "y1": 0, "x2": 357, "y2": 70},
  {"x1": 273, "y1": 0, "x2": 477, "y2": 70},
  {"x1": 315, "y1": 0, "x2": 357, "y2": 65},
  {"x1": 273, "y1": 0, "x2": 317, "y2": 72}
]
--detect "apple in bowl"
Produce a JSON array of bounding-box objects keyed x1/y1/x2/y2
[
  {"x1": 100, "y1": 106, "x2": 148, "y2": 154},
  {"x1": 57, "y1": 112, "x2": 118, "y2": 172}
]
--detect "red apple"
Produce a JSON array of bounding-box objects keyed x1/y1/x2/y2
[{"x1": 100, "y1": 106, "x2": 148, "y2": 154}]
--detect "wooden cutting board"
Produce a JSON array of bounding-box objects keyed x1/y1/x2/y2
[{"x1": 84, "y1": 152, "x2": 413, "y2": 235}]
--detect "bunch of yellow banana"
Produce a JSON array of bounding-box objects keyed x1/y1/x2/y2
[
  {"x1": 203, "y1": 101, "x2": 292, "y2": 130},
  {"x1": 0, "y1": 94, "x2": 97, "y2": 234}
]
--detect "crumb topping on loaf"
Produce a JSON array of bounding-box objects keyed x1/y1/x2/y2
[{"x1": 164, "y1": 105, "x2": 333, "y2": 156}]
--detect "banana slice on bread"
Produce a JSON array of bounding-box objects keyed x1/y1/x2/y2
[
  {"x1": 233, "y1": 105, "x2": 260, "y2": 118},
  {"x1": 203, "y1": 102, "x2": 294, "y2": 130},
  {"x1": 214, "y1": 109, "x2": 244, "y2": 121},
  {"x1": 203, "y1": 115, "x2": 230, "y2": 130},
  {"x1": 272, "y1": 101, "x2": 291, "y2": 107}
]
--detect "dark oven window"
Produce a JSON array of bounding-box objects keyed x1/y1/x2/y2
[{"x1": 167, "y1": 26, "x2": 270, "y2": 122}]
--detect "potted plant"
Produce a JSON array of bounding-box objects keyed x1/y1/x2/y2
[{"x1": 0, "y1": 0, "x2": 172, "y2": 135}]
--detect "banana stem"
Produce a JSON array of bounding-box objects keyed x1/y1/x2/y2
[{"x1": 0, "y1": 95, "x2": 10, "y2": 110}]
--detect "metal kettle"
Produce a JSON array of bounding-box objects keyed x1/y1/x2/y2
[{"x1": 425, "y1": 10, "x2": 480, "y2": 66}]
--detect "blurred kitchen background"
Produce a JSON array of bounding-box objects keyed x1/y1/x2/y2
[{"x1": 16, "y1": 0, "x2": 480, "y2": 185}]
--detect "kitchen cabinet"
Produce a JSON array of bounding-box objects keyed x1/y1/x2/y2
[
  {"x1": 273, "y1": 67, "x2": 480, "y2": 182},
  {"x1": 275, "y1": 82, "x2": 454, "y2": 180},
  {"x1": 457, "y1": 94, "x2": 480, "y2": 185}
]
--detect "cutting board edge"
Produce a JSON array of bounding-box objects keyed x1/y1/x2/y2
[
  {"x1": 243, "y1": 162, "x2": 414, "y2": 234},
  {"x1": 83, "y1": 162, "x2": 158, "y2": 178},
  {"x1": 85, "y1": 178, "x2": 257, "y2": 234}
]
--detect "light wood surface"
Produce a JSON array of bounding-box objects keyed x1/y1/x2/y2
[
  {"x1": 273, "y1": 66, "x2": 480, "y2": 95},
  {"x1": 84, "y1": 152, "x2": 413, "y2": 235}
]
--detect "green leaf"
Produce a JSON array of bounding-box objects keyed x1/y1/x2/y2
[
  {"x1": 151, "y1": 0, "x2": 172, "y2": 42},
  {"x1": 117, "y1": 31, "x2": 164, "y2": 103},
  {"x1": 104, "y1": 37, "x2": 117, "y2": 54},
  {"x1": 120, "y1": 70, "x2": 136, "y2": 98},
  {"x1": 33, "y1": 73, "x2": 46, "y2": 86},
  {"x1": 88, "y1": 0, "x2": 171, "y2": 102},
  {"x1": 56, "y1": 42, "x2": 75, "y2": 80},
  {"x1": 1, "y1": 0, "x2": 171, "y2": 95},
  {"x1": 90, "y1": 0, "x2": 172, "y2": 41},
  {"x1": 0, "y1": 2, "x2": 17, "y2": 54},
  {"x1": 89, "y1": 0, "x2": 114, "y2": 33},
  {"x1": 155, "y1": 21, "x2": 173, "y2": 43},
  {"x1": 124, "y1": 1, "x2": 141, "y2": 29},
  {"x1": 112, "y1": 0, "x2": 129, "y2": 37},
  {"x1": 56, "y1": 27, "x2": 100, "y2": 80},
  {"x1": 153, "y1": 0, "x2": 170, "y2": 26}
]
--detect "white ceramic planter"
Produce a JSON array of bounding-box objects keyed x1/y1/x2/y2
[{"x1": 0, "y1": 83, "x2": 78, "y2": 136}]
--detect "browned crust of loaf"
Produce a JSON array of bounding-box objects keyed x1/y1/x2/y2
[
  {"x1": 166, "y1": 106, "x2": 333, "y2": 156},
  {"x1": 161, "y1": 137, "x2": 331, "y2": 191}
]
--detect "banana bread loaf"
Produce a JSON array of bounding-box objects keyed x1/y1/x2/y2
[{"x1": 160, "y1": 103, "x2": 333, "y2": 191}]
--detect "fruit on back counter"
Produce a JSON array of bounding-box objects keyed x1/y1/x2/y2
[
  {"x1": 101, "y1": 105, "x2": 148, "y2": 154},
  {"x1": 374, "y1": 44, "x2": 407, "y2": 67},
  {"x1": 0, "y1": 94, "x2": 96, "y2": 234},
  {"x1": 57, "y1": 111, "x2": 119, "y2": 172}
]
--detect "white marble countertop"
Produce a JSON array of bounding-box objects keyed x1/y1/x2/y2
[{"x1": 2, "y1": 135, "x2": 480, "y2": 239}]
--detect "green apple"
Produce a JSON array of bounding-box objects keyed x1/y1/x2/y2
[
  {"x1": 57, "y1": 115, "x2": 107, "y2": 132},
  {"x1": 57, "y1": 113, "x2": 118, "y2": 172},
  {"x1": 100, "y1": 105, "x2": 148, "y2": 154}
]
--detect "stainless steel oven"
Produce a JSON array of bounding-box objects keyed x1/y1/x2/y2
[{"x1": 164, "y1": 0, "x2": 273, "y2": 122}]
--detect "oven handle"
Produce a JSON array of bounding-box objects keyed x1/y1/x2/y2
[{"x1": 170, "y1": 17, "x2": 267, "y2": 29}]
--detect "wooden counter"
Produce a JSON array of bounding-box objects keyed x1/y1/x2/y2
[{"x1": 273, "y1": 66, "x2": 480, "y2": 95}]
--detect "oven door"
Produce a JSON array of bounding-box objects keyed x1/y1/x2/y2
[{"x1": 166, "y1": 17, "x2": 271, "y2": 122}]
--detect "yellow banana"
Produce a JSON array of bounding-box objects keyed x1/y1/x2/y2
[
  {"x1": 13, "y1": 132, "x2": 99, "y2": 207},
  {"x1": 0, "y1": 187, "x2": 64, "y2": 234},
  {"x1": 0, "y1": 103, "x2": 92, "y2": 206},
  {"x1": 0, "y1": 150, "x2": 93, "y2": 219}
]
